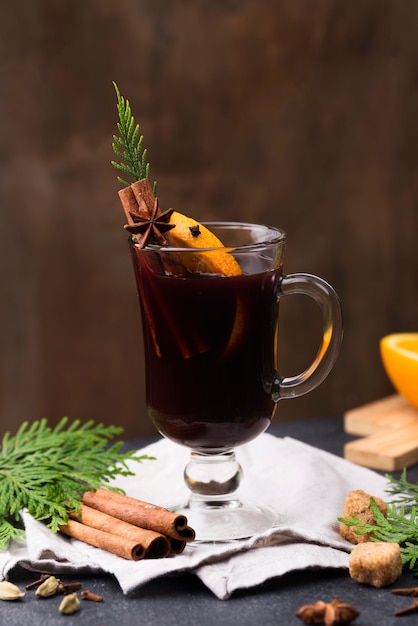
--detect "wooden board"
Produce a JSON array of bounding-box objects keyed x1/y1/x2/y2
[{"x1": 344, "y1": 395, "x2": 418, "y2": 471}]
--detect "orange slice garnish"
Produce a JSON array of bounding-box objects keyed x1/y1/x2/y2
[
  {"x1": 120, "y1": 180, "x2": 241, "y2": 277},
  {"x1": 166, "y1": 212, "x2": 246, "y2": 357},
  {"x1": 119, "y1": 180, "x2": 245, "y2": 356},
  {"x1": 165, "y1": 211, "x2": 242, "y2": 277}
]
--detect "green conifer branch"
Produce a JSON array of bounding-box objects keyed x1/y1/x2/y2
[
  {"x1": 385, "y1": 467, "x2": 418, "y2": 506},
  {"x1": 111, "y1": 81, "x2": 157, "y2": 193},
  {"x1": 338, "y1": 481, "x2": 418, "y2": 576},
  {"x1": 0, "y1": 417, "x2": 154, "y2": 549}
]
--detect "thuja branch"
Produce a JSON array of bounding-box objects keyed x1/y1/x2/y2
[
  {"x1": 339, "y1": 489, "x2": 418, "y2": 575},
  {"x1": 111, "y1": 81, "x2": 157, "y2": 192},
  {"x1": 0, "y1": 417, "x2": 154, "y2": 549},
  {"x1": 385, "y1": 468, "x2": 418, "y2": 506}
]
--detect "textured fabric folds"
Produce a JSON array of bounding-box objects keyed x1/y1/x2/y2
[{"x1": 0, "y1": 434, "x2": 387, "y2": 599}]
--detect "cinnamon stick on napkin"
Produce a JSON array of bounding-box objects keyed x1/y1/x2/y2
[
  {"x1": 82, "y1": 488, "x2": 195, "y2": 541},
  {"x1": 59, "y1": 489, "x2": 195, "y2": 561}
]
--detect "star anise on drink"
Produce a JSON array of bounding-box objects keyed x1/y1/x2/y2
[{"x1": 124, "y1": 197, "x2": 175, "y2": 248}]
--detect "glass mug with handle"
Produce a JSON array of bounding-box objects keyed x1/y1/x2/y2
[{"x1": 129, "y1": 221, "x2": 343, "y2": 541}]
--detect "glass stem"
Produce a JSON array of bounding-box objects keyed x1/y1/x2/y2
[{"x1": 184, "y1": 450, "x2": 243, "y2": 508}]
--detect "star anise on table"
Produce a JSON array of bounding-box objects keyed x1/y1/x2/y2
[
  {"x1": 296, "y1": 598, "x2": 360, "y2": 625},
  {"x1": 124, "y1": 197, "x2": 175, "y2": 248}
]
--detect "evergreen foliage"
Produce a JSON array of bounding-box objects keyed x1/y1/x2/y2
[{"x1": 0, "y1": 417, "x2": 153, "y2": 549}]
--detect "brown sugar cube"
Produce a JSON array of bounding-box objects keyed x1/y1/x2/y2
[
  {"x1": 349, "y1": 542, "x2": 402, "y2": 588},
  {"x1": 340, "y1": 489, "x2": 387, "y2": 544}
]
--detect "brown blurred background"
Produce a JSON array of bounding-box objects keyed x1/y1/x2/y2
[{"x1": 1, "y1": 1, "x2": 417, "y2": 439}]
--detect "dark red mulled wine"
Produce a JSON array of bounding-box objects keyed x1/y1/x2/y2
[{"x1": 130, "y1": 244, "x2": 282, "y2": 453}]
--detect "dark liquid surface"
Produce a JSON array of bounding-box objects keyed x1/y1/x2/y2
[{"x1": 131, "y1": 249, "x2": 281, "y2": 453}]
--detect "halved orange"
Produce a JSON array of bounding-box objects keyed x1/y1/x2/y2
[{"x1": 380, "y1": 333, "x2": 418, "y2": 408}]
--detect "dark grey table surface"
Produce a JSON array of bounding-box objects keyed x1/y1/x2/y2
[{"x1": 3, "y1": 416, "x2": 418, "y2": 626}]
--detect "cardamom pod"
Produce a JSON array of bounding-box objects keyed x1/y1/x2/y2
[
  {"x1": 35, "y1": 575, "x2": 60, "y2": 597},
  {"x1": 0, "y1": 580, "x2": 25, "y2": 600},
  {"x1": 59, "y1": 592, "x2": 80, "y2": 615}
]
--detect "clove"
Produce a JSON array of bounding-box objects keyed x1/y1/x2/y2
[
  {"x1": 81, "y1": 589, "x2": 104, "y2": 602},
  {"x1": 58, "y1": 581, "x2": 82, "y2": 594},
  {"x1": 392, "y1": 587, "x2": 418, "y2": 597},
  {"x1": 393, "y1": 599, "x2": 418, "y2": 616},
  {"x1": 25, "y1": 574, "x2": 50, "y2": 590}
]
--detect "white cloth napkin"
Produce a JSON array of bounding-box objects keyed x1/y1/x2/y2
[{"x1": 0, "y1": 433, "x2": 388, "y2": 600}]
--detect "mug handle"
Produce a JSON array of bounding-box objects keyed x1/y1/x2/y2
[{"x1": 272, "y1": 273, "x2": 343, "y2": 401}]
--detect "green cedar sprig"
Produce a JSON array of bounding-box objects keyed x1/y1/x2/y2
[
  {"x1": 384, "y1": 468, "x2": 418, "y2": 506},
  {"x1": 0, "y1": 417, "x2": 154, "y2": 550},
  {"x1": 338, "y1": 476, "x2": 418, "y2": 576},
  {"x1": 111, "y1": 81, "x2": 157, "y2": 192}
]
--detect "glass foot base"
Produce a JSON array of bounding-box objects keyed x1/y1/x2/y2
[{"x1": 173, "y1": 499, "x2": 279, "y2": 542}]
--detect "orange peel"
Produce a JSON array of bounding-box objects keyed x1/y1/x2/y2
[
  {"x1": 119, "y1": 180, "x2": 242, "y2": 277},
  {"x1": 119, "y1": 180, "x2": 245, "y2": 357},
  {"x1": 165, "y1": 212, "x2": 246, "y2": 356},
  {"x1": 166, "y1": 211, "x2": 242, "y2": 277}
]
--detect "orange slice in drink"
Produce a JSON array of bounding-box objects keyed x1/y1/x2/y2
[
  {"x1": 120, "y1": 180, "x2": 242, "y2": 277},
  {"x1": 166, "y1": 212, "x2": 247, "y2": 356},
  {"x1": 166, "y1": 211, "x2": 242, "y2": 277},
  {"x1": 119, "y1": 180, "x2": 245, "y2": 356}
]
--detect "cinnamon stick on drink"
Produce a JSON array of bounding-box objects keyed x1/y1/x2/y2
[{"x1": 82, "y1": 488, "x2": 196, "y2": 542}]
